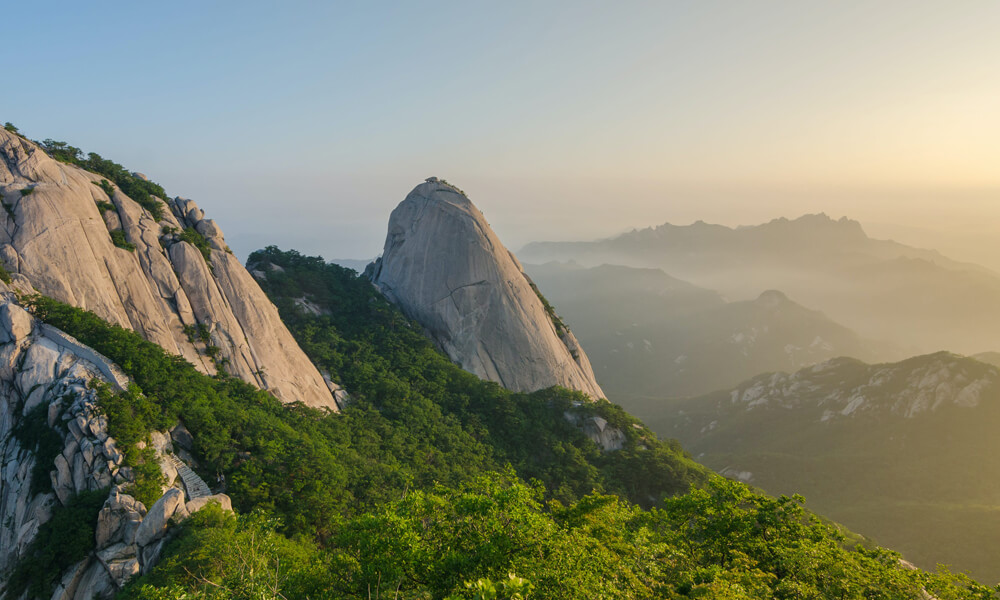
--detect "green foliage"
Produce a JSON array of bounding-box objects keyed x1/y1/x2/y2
[
  {"x1": 438, "y1": 178, "x2": 468, "y2": 197},
  {"x1": 121, "y1": 504, "x2": 333, "y2": 600},
  {"x1": 528, "y1": 281, "x2": 567, "y2": 336},
  {"x1": 249, "y1": 246, "x2": 705, "y2": 506},
  {"x1": 19, "y1": 186, "x2": 34, "y2": 197},
  {"x1": 37, "y1": 139, "x2": 166, "y2": 220},
  {"x1": 450, "y1": 574, "x2": 534, "y2": 600},
  {"x1": 92, "y1": 382, "x2": 168, "y2": 506},
  {"x1": 130, "y1": 474, "x2": 999, "y2": 599},
  {"x1": 94, "y1": 178, "x2": 116, "y2": 198},
  {"x1": 5, "y1": 488, "x2": 107, "y2": 600},
  {"x1": 0, "y1": 261, "x2": 11, "y2": 284},
  {"x1": 180, "y1": 227, "x2": 212, "y2": 262},
  {"x1": 182, "y1": 323, "x2": 211, "y2": 344},
  {"x1": 93, "y1": 179, "x2": 118, "y2": 212},
  {"x1": 16, "y1": 259, "x2": 998, "y2": 597},
  {"x1": 110, "y1": 229, "x2": 137, "y2": 251},
  {"x1": 3, "y1": 122, "x2": 19, "y2": 133},
  {"x1": 12, "y1": 402, "x2": 64, "y2": 495},
  {"x1": 23, "y1": 294, "x2": 357, "y2": 541}
]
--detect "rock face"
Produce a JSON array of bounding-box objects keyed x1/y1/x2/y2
[
  {"x1": 0, "y1": 129, "x2": 334, "y2": 410},
  {"x1": 369, "y1": 179, "x2": 604, "y2": 399},
  {"x1": 0, "y1": 287, "x2": 233, "y2": 599}
]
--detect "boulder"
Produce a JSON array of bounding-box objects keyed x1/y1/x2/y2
[
  {"x1": 170, "y1": 422, "x2": 194, "y2": 450},
  {"x1": 195, "y1": 218, "x2": 223, "y2": 239},
  {"x1": 71, "y1": 559, "x2": 115, "y2": 600},
  {"x1": 185, "y1": 493, "x2": 233, "y2": 515},
  {"x1": 0, "y1": 302, "x2": 32, "y2": 343},
  {"x1": 134, "y1": 487, "x2": 184, "y2": 547}
]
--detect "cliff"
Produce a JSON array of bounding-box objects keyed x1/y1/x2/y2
[
  {"x1": 369, "y1": 178, "x2": 605, "y2": 399},
  {"x1": 0, "y1": 129, "x2": 334, "y2": 410}
]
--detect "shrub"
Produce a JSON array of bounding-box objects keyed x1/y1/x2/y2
[
  {"x1": 12, "y1": 403, "x2": 64, "y2": 495},
  {"x1": 19, "y1": 186, "x2": 34, "y2": 197},
  {"x1": 110, "y1": 229, "x2": 136, "y2": 251},
  {"x1": 93, "y1": 178, "x2": 116, "y2": 199},
  {"x1": 5, "y1": 488, "x2": 108, "y2": 599},
  {"x1": 0, "y1": 262, "x2": 11, "y2": 284},
  {"x1": 179, "y1": 227, "x2": 212, "y2": 263},
  {"x1": 3, "y1": 122, "x2": 18, "y2": 133}
]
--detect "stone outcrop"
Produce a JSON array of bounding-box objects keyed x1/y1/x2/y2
[
  {"x1": 0, "y1": 129, "x2": 335, "y2": 410},
  {"x1": 369, "y1": 178, "x2": 605, "y2": 399},
  {"x1": 0, "y1": 288, "x2": 232, "y2": 599}
]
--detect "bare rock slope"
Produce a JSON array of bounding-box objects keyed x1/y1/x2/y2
[
  {"x1": 0, "y1": 284, "x2": 232, "y2": 599},
  {"x1": 0, "y1": 129, "x2": 334, "y2": 410},
  {"x1": 369, "y1": 178, "x2": 605, "y2": 399}
]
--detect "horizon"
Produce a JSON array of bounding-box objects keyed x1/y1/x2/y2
[{"x1": 4, "y1": 1, "x2": 999, "y2": 269}]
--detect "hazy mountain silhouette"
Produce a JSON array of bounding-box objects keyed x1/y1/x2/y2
[
  {"x1": 525, "y1": 262, "x2": 897, "y2": 414},
  {"x1": 521, "y1": 214, "x2": 1000, "y2": 354}
]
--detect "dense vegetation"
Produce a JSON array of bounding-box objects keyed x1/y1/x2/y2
[
  {"x1": 12, "y1": 252, "x2": 998, "y2": 598},
  {"x1": 12, "y1": 403, "x2": 64, "y2": 495},
  {"x1": 124, "y1": 477, "x2": 995, "y2": 599},
  {"x1": 6, "y1": 488, "x2": 108, "y2": 600},
  {"x1": 248, "y1": 246, "x2": 704, "y2": 506},
  {"x1": 110, "y1": 229, "x2": 137, "y2": 251}
]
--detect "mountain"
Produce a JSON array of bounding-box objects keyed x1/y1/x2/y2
[
  {"x1": 525, "y1": 262, "x2": 896, "y2": 412},
  {"x1": 520, "y1": 214, "x2": 1000, "y2": 354},
  {"x1": 973, "y1": 351, "x2": 1000, "y2": 369},
  {"x1": 0, "y1": 127, "x2": 990, "y2": 599},
  {"x1": 368, "y1": 178, "x2": 604, "y2": 399},
  {"x1": 0, "y1": 129, "x2": 335, "y2": 410},
  {"x1": 647, "y1": 352, "x2": 1000, "y2": 582}
]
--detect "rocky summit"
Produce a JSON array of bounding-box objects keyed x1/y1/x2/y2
[
  {"x1": 0, "y1": 129, "x2": 335, "y2": 410},
  {"x1": 369, "y1": 178, "x2": 605, "y2": 399}
]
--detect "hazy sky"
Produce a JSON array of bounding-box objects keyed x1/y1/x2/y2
[{"x1": 4, "y1": 1, "x2": 999, "y2": 264}]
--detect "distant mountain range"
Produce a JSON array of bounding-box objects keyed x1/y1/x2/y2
[
  {"x1": 645, "y1": 352, "x2": 1000, "y2": 582},
  {"x1": 525, "y1": 261, "x2": 898, "y2": 411},
  {"x1": 521, "y1": 214, "x2": 1000, "y2": 354}
]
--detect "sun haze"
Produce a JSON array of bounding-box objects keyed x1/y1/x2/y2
[{"x1": 4, "y1": 1, "x2": 998, "y2": 259}]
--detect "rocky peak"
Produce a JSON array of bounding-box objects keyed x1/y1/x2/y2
[
  {"x1": 369, "y1": 180, "x2": 605, "y2": 399},
  {"x1": 0, "y1": 128, "x2": 335, "y2": 410},
  {"x1": 728, "y1": 351, "x2": 997, "y2": 420},
  {"x1": 754, "y1": 289, "x2": 790, "y2": 309}
]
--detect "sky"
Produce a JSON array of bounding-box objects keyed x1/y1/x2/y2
[{"x1": 3, "y1": 1, "x2": 999, "y2": 265}]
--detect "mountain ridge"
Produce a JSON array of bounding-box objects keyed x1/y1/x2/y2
[
  {"x1": 519, "y1": 212, "x2": 1000, "y2": 354},
  {"x1": 0, "y1": 128, "x2": 335, "y2": 410}
]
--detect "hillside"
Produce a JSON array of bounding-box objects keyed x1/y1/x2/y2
[
  {"x1": 648, "y1": 352, "x2": 1000, "y2": 582},
  {"x1": 520, "y1": 214, "x2": 1000, "y2": 354},
  {"x1": 525, "y1": 262, "x2": 896, "y2": 410},
  {"x1": 0, "y1": 127, "x2": 995, "y2": 599}
]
